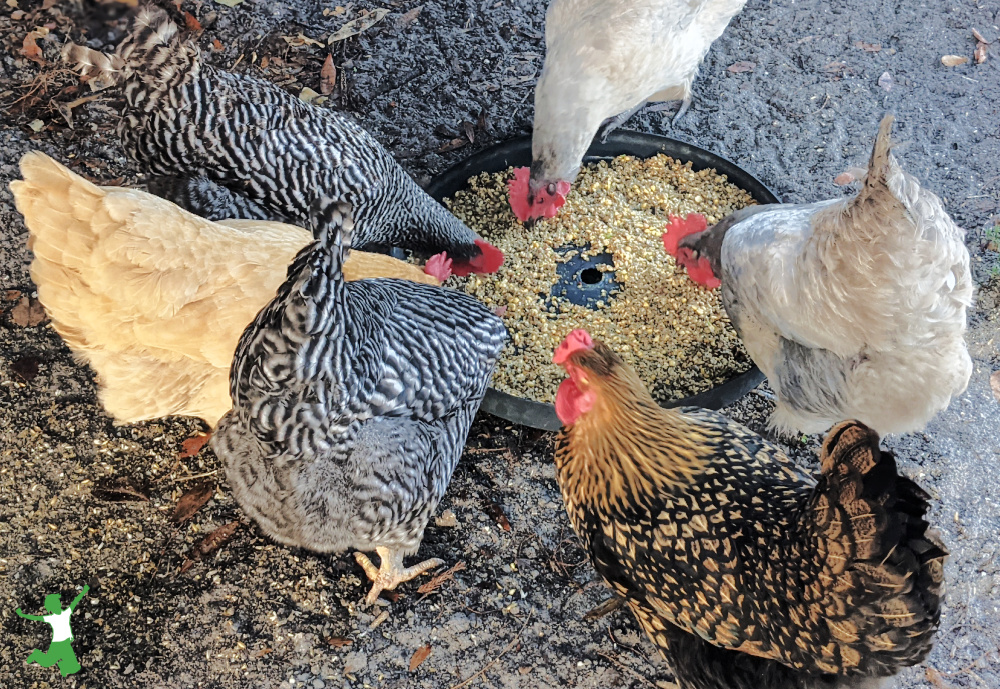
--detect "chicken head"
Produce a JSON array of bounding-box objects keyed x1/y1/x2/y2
[
  {"x1": 662, "y1": 213, "x2": 721, "y2": 289},
  {"x1": 423, "y1": 252, "x2": 453, "y2": 282},
  {"x1": 508, "y1": 166, "x2": 571, "y2": 222},
  {"x1": 450, "y1": 239, "x2": 505, "y2": 277},
  {"x1": 554, "y1": 329, "x2": 597, "y2": 426}
]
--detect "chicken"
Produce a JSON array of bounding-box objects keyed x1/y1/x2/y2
[
  {"x1": 663, "y1": 115, "x2": 974, "y2": 436},
  {"x1": 552, "y1": 329, "x2": 946, "y2": 689},
  {"x1": 63, "y1": 7, "x2": 503, "y2": 275},
  {"x1": 212, "y1": 198, "x2": 507, "y2": 604},
  {"x1": 509, "y1": 0, "x2": 747, "y2": 221},
  {"x1": 11, "y1": 151, "x2": 451, "y2": 428}
]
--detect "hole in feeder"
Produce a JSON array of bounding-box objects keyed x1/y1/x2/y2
[{"x1": 580, "y1": 268, "x2": 603, "y2": 284}]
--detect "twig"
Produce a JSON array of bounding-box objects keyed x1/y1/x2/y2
[
  {"x1": 596, "y1": 651, "x2": 662, "y2": 689},
  {"x1": 418, "y1": 560, "x2": 466, "y2": 599},
  {"x1": 448, "y1": 613, "x2": 532, "y2": 689},
  {"x1": 174, "y1": 470, "x2": 218, "y2": 482}
]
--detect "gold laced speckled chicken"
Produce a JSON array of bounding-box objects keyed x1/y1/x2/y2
[{"x1": 552, "y1": 329, "x2": 946, "y2": 689}]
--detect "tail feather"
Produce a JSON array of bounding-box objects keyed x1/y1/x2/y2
[
  {"x1": 62, "y1": 6, "x2": 196, "y2": 92},
  {"x1": 816, "y1": 420, "x2": 945, "y2": 674},
  {"x1": 858, "y1": 114, "x2": 896, "y2": 198}
]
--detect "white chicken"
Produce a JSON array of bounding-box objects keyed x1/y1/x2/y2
[
  {"x1": 509, "y1": 0, "x2": 748, "y2": 221},
  {"x1": 665, "y1": 115, "x2": 974, "y2": 436}
]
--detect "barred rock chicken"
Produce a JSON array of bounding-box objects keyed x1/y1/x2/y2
[
  {"x1": 64, "y1": 7, "x2": 503, "y2": 276},
  {"x1": 212, "y1": 199, "x2": 507, "y2": 604},
  {"x1": 664, "y1": 115, "x2": 974, "y2": 435},
  {"x1": 12, "y1": 152, "x2": 450, "y2": 428},
  {"x1": 509, "y1": 0, "x2": 747, "y2": 221},
  {"x1": 553, "y1": 330, "x2": 946, "y2": 689}
]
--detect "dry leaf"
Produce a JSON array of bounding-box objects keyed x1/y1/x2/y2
[
  {"x1": 941, "y1": 55, "x2": 969, "y2": 66},
  {"x1": 171, "y1": 482, "x2": 215, "y2": 523},
  {"x1": 20, "y1": 32, "x2": 44, "y2": 64},
  {"x1": 327, "y1": 637, "x2": 353, "y2": 648},
  {"x1": 396, "y1": 5, "x2": 423, "y2": 28},
  {"x1": 10, "y1": 296, "x2": 46, "y2": 326},
  {"x1": 11, "y1": 356, "x2": 40, "y2": 383},
  {"x1": 417, "y1": 561, "x2": 466, "y2": 595},
  {"x1": 990, "y1": 371, "x2": 1000, "y2": 403},
  {"x1": 854, "y1": 41, "x2": 881, "y2": 52},
  {"x1": 11, "y1": 9, "x2": 24, "y2": 19},
  {"x1": 726, "y1": 61, "x2": 755, "y2": 73},
  {"x1": 283, "y1": 33, "x2": 325, "y2": 48},
  {"x1": 212, "y1": 39, "x2": 223, "y2": 50},
  {"x1": 28, "y1": 119, "x2": 45, "y2": 132},
  {"x1": 6, "y1": 290, "x2": 22, "y2": 301},
  {"x1": 823, "y1": 61, "x2": 847, "y2": 73},
  {"x1": 93, "y1": 476, "x2": 150, "y2": 502},
  {"x1": 409, "y1": 644, "x2": 432, "y2": 672},
  {"x1": 437, "y1": 137, "x2": 467, "y2": 153},
  {"x1": 878, "y1": 71, "x2": 894, "y2": 91},
  {"x1": 972, "y1": 29, "x2": 989, "y2": 44},
  {"x1": 320, "y1": 54, "x2": 337, "y2": 95},
  {"x1": 183, "y1": 12, "x2": 203, "y2": 33},
  {"x1": 214, "y1": 0, "x2": 244, "y2": 6},
  {"x1": 328, "y1": 9, "x2": 390, "y2": 44},
  {"x1": 178, "y1": 433, "x2": 211, "y2": 459},
  {"x1": 462, "y1": 120, "x2": 475, "y2": 143},
  {"x1": 181, "y1": 521, "x2": 240, "y2": 572},
  {"x1": 434, "y1": 509, "x2": 458, "y2": 527},
  {"x1": 834, "y1": 172, "x2": 856, "y2": 186},
  {"x1": 484, "y1": 499, "x2": 512, "y2": 531},
  {"x1": 260, "y1": 56, "x2": 271, "y2": 69},
  {"x1": 975, "y1": 42, "x2": 987, "y2": 64},
  {"x1": 251, "y1": 647, "x2": 273, "y2": 658}
]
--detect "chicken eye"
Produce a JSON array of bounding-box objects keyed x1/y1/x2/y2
[{"x1": 546, "y1": 182, "x2": 558, "y2": 196}]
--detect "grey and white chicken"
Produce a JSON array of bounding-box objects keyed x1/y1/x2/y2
[
  {"x1": 509, "y1": 0, "x2": 747, "y2": 221},
  {"x1": 64, "y1": 7, "x2": 503, "y2": 275},
  {"x1": 211, "y1": 198, "x2": 506, "y2": 603},
  {"x1": 666, "y1": 115, "x2": 974, "y2": 435}
]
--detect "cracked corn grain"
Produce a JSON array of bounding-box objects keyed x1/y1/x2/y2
[{"x1": 445, "y1": 155, "x2": 754, "y2": 403}]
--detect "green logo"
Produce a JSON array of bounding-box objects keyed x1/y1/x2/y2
[{"x1": 15, "y1": 584, "x2": 89, "y2": 677}]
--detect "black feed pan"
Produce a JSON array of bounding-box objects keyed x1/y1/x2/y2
[{"x1": 426, "y1": 130, "x2": 780, "y2": 432}]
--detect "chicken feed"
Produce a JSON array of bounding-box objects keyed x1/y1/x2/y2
[{"x1": 445, "y1": 154, "x2": 755, "y2": 404}]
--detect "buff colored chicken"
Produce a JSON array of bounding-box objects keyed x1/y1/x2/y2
[
  {"x1": 11, "y1": 152, "x2": 450, "y2": 427},
  {"x1": 553, "y1": 329, "x2": 946, "y2": 689}
]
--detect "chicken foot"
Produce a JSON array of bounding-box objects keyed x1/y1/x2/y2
[{"x1": 353, "y1": 547, "x2": 444, "y2": 605}]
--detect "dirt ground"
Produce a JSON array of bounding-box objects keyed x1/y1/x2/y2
[{"x1": 0, "y1": 1, "x2": 998, "y2": 688}]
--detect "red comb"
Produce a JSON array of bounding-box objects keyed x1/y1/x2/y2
[
  {"x1": 424, "y1": 252, "x2": 453, "y2": 282},
  {"x1": 553, "y1": 329, "x2": 594, "y2": 365},
  {"x1": 507, "y1": 167, "x2": 570, "y2": 222},
  {"x1": 661, "y1": 213, "x2": 719, "y2": 288},
  {"x1": 661, "y1": 213, "x2": 708, "y2": 256},
  {"x1": 451, "y1": 239, "x2": 505, "y2": 277}
]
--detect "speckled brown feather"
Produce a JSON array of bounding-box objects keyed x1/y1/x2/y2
[{"x1": 555, "y1": 342, "x2": 945, "y2": 688}]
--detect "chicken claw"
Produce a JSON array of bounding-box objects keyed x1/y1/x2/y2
[{"x1": 353, "y1": 547, "x2": 444, "y2": 605}]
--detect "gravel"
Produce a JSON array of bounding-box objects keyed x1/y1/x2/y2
[{"x1": 1, "y1": 1, "x2": 998, "y2": 688}]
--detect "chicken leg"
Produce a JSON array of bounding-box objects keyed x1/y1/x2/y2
[
  {"x1": 353, "y1": 547, "x2": 444, "y2": 604},
  {"x1": 598, "y1": 102, "x2": 647, "y2": 142}
]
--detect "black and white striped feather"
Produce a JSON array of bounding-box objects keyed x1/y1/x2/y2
[
  {"x1": 64, "y1": 7, "x2": 484, "y2": 260},
  {"x1": 211, "y1": 200, "x2": 506, "y2": 554}
]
